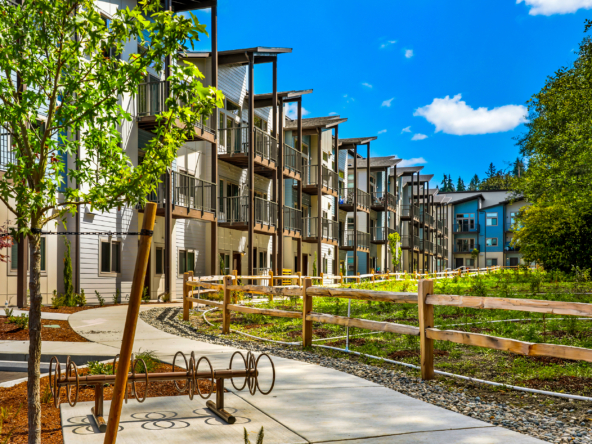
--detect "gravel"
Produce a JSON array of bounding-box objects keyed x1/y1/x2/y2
[{"x1": 141, "y1": 307, "x2": 592, "y2": 444}]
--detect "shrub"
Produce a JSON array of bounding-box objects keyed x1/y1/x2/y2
[
  {"x1": 8, "y1": 313, "x2": 29, "y2": 329},
  {"x1": 3, "y1": 308, "x2": 13, "y2": 318},
  {"x1": 95, "y1": 290, "x2": 105, "y2": 307},
  {"x1": 142, "y1": 287, "x2": 150, "y2": 303},
  {"x1": 113, "y1": 289, "x2": 120, "y2": 305}
]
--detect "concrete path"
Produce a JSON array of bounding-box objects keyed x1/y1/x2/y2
[
  {"x1": 0, "y1": 340, "x2": 117, "y2": 364},
  {"x1": 10, "y1": 308, "x2": 70, "y2": 321},
  {"x1": 61, "y1": 305, "x2": 545, "y2": 444}
]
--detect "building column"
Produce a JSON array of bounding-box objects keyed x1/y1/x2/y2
[
  {"x1": 353, "y1": 143, "x2": 358, "y2": 275},
  {"x1": 316, "y1": 129, "x2": 322, "y2": 277},
  {"x1": 210, "y1": 2, "x2": 219, "y2": 275},
  {"x1": 366, "y1": 142, "x2": 370, "y2": 274},
  {"x1": 333, "y1": 126, "x2": 339, "y2": 276},
  {"x1": 247, "y1": 53, "x2": 255, "y2": 277},
  {"x1": 296, "y1": 98, "x2": 303, "y2": 274},
  {"x1": 164, "y1": 0, "x2": 172, "y2": 294}
]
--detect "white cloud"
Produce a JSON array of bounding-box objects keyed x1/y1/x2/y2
[
  {"x1": 362, "y1": 82, "x2": 373, "y2": 88},
  {"x1": 401, "y1": 126, "x2": 411, "y2": 133},
  {"x1": 329, "y1": 112, "x2": 338, "y2": 116},
  {"x1": 378, "y1": 129, "x2": 387, "y2": 134},
  {"x1": 414, "y1": 94, "x2": 528, "y2": 136},
  {"x1": 405, "y1": 49, "x2": 414, "y2": 58},
  {"x1": 284, "y1": 102, "x2": 310, "y2": 120},
  {"x1": 381, "y1": 97, "x2": 395, "y2": 107},
  {"x1": 517, "y1": 0, "x2": 592, "y2": 15},
  {"x1": 380, "y1": 40, "x2": 397, "y2": 49},
  {"x1": 411, "y1": 133, "x2": 428, "y2": 141},
  {"x1": 399, "y1": 157, "x2": 427, "y2": 167}
]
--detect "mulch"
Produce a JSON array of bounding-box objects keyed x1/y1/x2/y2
[
  {"x1": 21, "y1": 305, "x2": 118, "y2": 314},
  {"x1": 0, "y1": 362, "x2": 217, "y2": 444},
  {"x1": 0, "y1": 317, "x2": 89, "y2": 342}
]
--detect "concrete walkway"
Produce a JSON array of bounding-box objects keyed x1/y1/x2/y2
[
  {"x1": 10, "y1": 308, "x2": 70, "y2": 321},
  {"x1": 62, "y1": 305, "x2": 546, "y2": 444}
]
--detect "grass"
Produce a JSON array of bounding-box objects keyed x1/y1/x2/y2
[{"x1": 187, "y1": 268, "x2": 592, "y2": 396}]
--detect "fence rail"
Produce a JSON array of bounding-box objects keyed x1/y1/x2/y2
[{"x1": 183, "y1": 266, "x2": 587, "y2": 385}]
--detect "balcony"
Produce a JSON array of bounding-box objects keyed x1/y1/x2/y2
[
  {"x1": 420, "y1": 209, "x2": 434, "y2": 228},
  {"x1": 342, "y1": 230, "x2": 370, "y2": 251},
  {"x1": 283, "y1": 143, "x2": 302, "y2": 180},
  {"x1": 338, "y1": 188, "x2": 370, "y2": 213},
  {"x1": 371, "y1": 191, "x2": 396, "y2": 212},
  {"x1": 505, "y1": 242, "x2": 520, "y2": 252},
  {"x1": 437, "y1": 220, "x2": 443, "y2": 232},
  {"x1": 400, "y1": 235, "x2": 420, "y2": 251},
  {"x1": 302, "y1": 165, "x2": 339, "y2": 197},
  {"x1": 443, "y1": 247, "x2": 448, "y2": 256},
  {"x1": 454, "y1": 243, "x2": 480, "y2": 254},
  {"x1": 400, "y1": 204, "x2": 420, "y2": 222},
  {"x1": 453, "y1": 222, "x2": 480, "y2": 234},
  {"x1": 218, "y1": 127, "x2": 278, "y2": 175},
  {"x1": 142, "y1": 171, "x2": 216, "y2": 222},
  {"x1": 303, "y1": 217, "x2": 339, "y2": 245},
  {"x1": 371, "y1": 227, "x2": 396, "y2": 244},
  {"x1": 218, "y1": 196, "x2": 277, "y2": 234},
  {"x1": 437, "y1": 244, "x2": 443, "y2": 257},
  {"x1": 283, "y1": 206, "x2": 302, "y2": 237},
  {"x1": 136, "y1": 81, "x2": 216, "y2": 143}
]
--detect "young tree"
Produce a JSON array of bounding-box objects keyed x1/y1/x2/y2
[
  {"x1": 388, "y1": 231, "x2": 402, "y2": 271},
  {"x1": 456, "y1": 177, "x2": 466, "y2": 192},
  {"x1": 0, "y1": 1, "x2": 223, "y2": 442}
]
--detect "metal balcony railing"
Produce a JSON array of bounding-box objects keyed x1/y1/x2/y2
[
  {"x1": 303, "y1": 165, "x2": 339, "y2": 192},
  {"x1": 254, "y1": 197, "x2": 278, "y2": 227},
  {"x1": 303, "y1": 217, "x2": 338, "y2": 241},
  {"x1": 401, "y1": 204, "x2": 420, "y2": 219},
  {"x1": 0, "y1": 133, "x2": 15, "y2": 171},
  {"x1": 454, "y1": 243, "x2": 480, "y2": 253},
  {"x1": 219, "y1": 196, "x2": 249, "y2": 224},
  {"x1": 437, "y1": 220, "x2": 443, "y2": 231},
  {"x1": 444, "y1": 247, "x2": 448, "y2": 256},
  {"x1": 137, "y1": 81, "x2": 214, "y2": 134},
  {"x1": 437, "y1": 244, "x2": 443, "y2": 256},
  {"x1": 283, "y1": 206, "x2": 302, "y2": 233},
  {"x1": 343, "y1": 230, "x2": 370, "y2": 250},
  {"x1": 253, "y1": 127, "x2": 278, "y2": 163},
  {"x1": 371, "y1": 191, "x2": 396, "y2": 209},
  {"x1": 401, "y1": 235, "x2": 412, "y2": 249},
  {"x1": 338, "y1": 188, "x2": 370, "y2": 210},
  {"x1": 284, "y1": 143, "x2": 302, "y2": 175},
  {"x1": 420, "y1": 239, "x2": 424, "y2": 251},
  {"x1": 414, "y1": 235, "x2": 420, "y2": 248},
  {"x1": 444, "y1": 226, "x2": 449, "y2": 237},
  {"x1": 371, "y1": 227, "x2": 396, "y2": 243},
  {"x1": 218, "y1": 127, "x2": 277, "y2": 164},
  {"x1": 454, "y1": 222, "x2": 480, "y2": 233},
  {"x1": 172, "y1": 171, "x2": 216, "y2": 214}
]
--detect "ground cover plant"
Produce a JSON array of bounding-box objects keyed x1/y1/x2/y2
[{"x1": 185, "y1": 268, "x2": 592, "y2": 397}]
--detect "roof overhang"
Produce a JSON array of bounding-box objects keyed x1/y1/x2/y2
[
  {"x1": 218, "y1": 47, "x2": 293, "y2": 66},
  {"x1": 338, "y1": 137, "x2": 378, "y2": 149},
  {"x1": 246, "y1": 90, "x2": 313, "y2": 108},
  {"x1": 171, "y1": 0, "x2": 216, "y2": 12},
  {"x1": 285, "y1": 116, "x2": 348, "y2": 135}
]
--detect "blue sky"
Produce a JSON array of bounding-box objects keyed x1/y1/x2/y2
[{"x1": 189, "y1": 0, "x2": 590, "y2": 187}]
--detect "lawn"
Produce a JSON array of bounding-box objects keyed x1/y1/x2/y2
[{"x1": 185, "y1": 268, "x2": 592, "y2": 397}]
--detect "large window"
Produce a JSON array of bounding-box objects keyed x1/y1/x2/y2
[
  {"x1": 323, "y1": 257, "x2": 328, "y2": 274},
  {"x1": 456, "y1": 213, "x2": 475, "y2": 231},
  {"x1": 486, "y1": 212, "x2": 498, "y2": 226},
  {"x1": 455, "y1": 238, "x2": 475, "y2": 253},
  {"x1": 11, "y1": 238, "x2": 46, "y2": 272},
  {"x1": 486, "y1": 258, "x2": 498, "y2": 266},
  {"x1": 178, "y1": 250, "x2": 195, "y2": 274},
  {"x1": 100, "y1": 239, "x2": 120, "y2": 274},
  {"x1": 486, "y1": 238, "x2": 498, "y2": 247},
  {"x1": 510, "y1": 212, "x2": 518, "y2": 228}
]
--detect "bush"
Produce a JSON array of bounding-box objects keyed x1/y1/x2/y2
[
  {"x1": 8, "y1": 314, "x2": 29, "y2": 329},
  {"x1": 51, "y1": 289, "x2": 86, "y2": 308},
  {"x1": 142, "y1": 287, "x2": 150, "y2": 303}
]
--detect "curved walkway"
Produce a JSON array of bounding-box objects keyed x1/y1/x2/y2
[{"x1": 63, "y1": 305, "x2": 545, "y2": 444}]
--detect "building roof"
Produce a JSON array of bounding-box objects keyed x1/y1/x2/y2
[
  {"x1": 218, "y1": 47, "x2": 292, "y2": 66},
  {"x1": 346, "y1": 156, "x2": 402, "y2": 169},
  {"x1": 447, "y1": 194, "x2": 484, "y2": 206},
  {"x1": 182, "y1": 51, "x2": 211, "y2": 59},
  {"x1": 172, "y1": 0, "x2": 215, "y2": 13},
  {"x1": 339, "y1": 137, "x2": 378, "y2": 147},
  {"x1": 401, "y1": 174, "x2": 434, "y2": 184},
  {"x1": 284, "y1": 116, "x2": 347, "y2": 131},
  {"x1": 246, "y1": 90, "x2": 313, "y2": 108},
  {"x1": 391, "y1": 166, "x2": 424, "y2": 176}
]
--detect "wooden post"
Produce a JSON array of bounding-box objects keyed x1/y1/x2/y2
[
  {"x1": 103, "y1": 202, "x2": 157, "y2": 444},
  {"x1": 233, "y1": 269, "x2": 238, "y2": 283},
  {"x1": 297, "y1": 271, "x2": 302, "y2": 287},
  {"x1": 182, "y1": 271, "x2": 193, "y2": 321},
  {"x1": 371, "y1": 272, "x2": 375, "y2": 283},
  {"x1": 222, "y1": 275, "x2": 232, "y2": 334},
  {"x1": 269, "y1": 271, "x2": 274, "y2": 301},
  {"x1": 418, "y1": 279, "x2": 435, "y2": 380},
  {"x1": 302, "y1": 277, "x2": 313, "y2": 347},
  {"x1": 340, "y1": 272, "x2": 343, "y2": 285}
]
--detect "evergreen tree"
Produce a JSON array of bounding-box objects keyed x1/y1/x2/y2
[
  {"x1": 447, "y1": 177, "x2": 456, "y2": 192},
  {"x1": 513, "y1": 157, "x2": 525, "y2": 178},
  {"x1": 63, "y1": 237, "x2": 74, "y2": 303},
  {"x1": 440, "y1": 174, "x2": 448, "y2": 191},
  {"x1": 485, "y1": 163, "x2": 497, "y2": 179},
  {"x1": 468, "y1": 174, "x2": 480, "y2": 191},
  {"x1": 456, "y1": 177, "x2": 466, "y2": 192}
]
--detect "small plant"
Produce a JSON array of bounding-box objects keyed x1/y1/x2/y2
[
  {"x1": 96, "y1": 290, "x2": 105, "y2": 307},
  {"x1": 470, "y1": 248, "x2": 479, "y2": 268},
  {"x1": 76, "y1": 289, "x2": 86, "y2": 306},
  {"x1": 8, "y1": 313, "x2": 29, "y2": 329},
  {"x1": 469, "y1": 276, "x2": 486, "y2": 297},
  {"x1": 529, "y1": 270, "x2": 544, "y2": 294},
  {"x1": 88, "y1": 360, "x2": 113, "y2": 376},
  {"x1": 113, "y1": 289, "x2": 120, "y2": 305},
  {"x1": 3, "y1": 308, "x2": 13, "y2": 318},
  {"x1": 219, "y1": 254, "x2": 226, "y2": 275},
  {"x1": 0, "y1": 403, "x2": 22, "y2": 444},
  {"x1": 162, "y1": 292, "x2": 171, "y2": 303},
  {"x1": 244, "y1": 426, "x2": 264, "y2": 444},
  {"x1": 41, "y1": 384, "x2": 52, "y2": 404},
  {"x1": 142, "y1": 287, "x2": 150, "y2": 303}
]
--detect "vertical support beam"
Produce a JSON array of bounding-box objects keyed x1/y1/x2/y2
[
  {"x1": 247, "y1": 53, "x2": 255, "y2": 278},
  {"x1": 333, "y1": 125, "x2": 339, "y2": 277},
  {"x1": 222, "y1": 275, "x2": 232, "y2": 334},
  {"x1": 301, "y1": 277, "x2": 312, "y2": 347},
  {"x1": 297, "y1": 98, "x2": 303, "y2": 273},
  {"x1": 272, "y1": 60, "x2": 279, "y2": 276},
  {"x1": 165, "y1": 171, "x2": 172, "y2": 297},
  {"x1": 353, "y1": 143, "x2": 358, "y2": 275},
  {"x1": 103, "y1": 203, "x2": 157, "y2": 444},
  {"x1": 17, "y1": 234, "x2": 28, "y2": 308},
  {"x1": 366, "y1": 142, "x2": 371, "y2": 274},
  {"x1": 277, "y1": 97, "x2": 284, "y2": 277},
  {"x1": 210, "y1": 2, "x2": 219, "y2": 275},
  {"x1": 418, "y1": 279, "x2": 434, "y2": 380},
  {"x1": 316, "y1": 130, "x2": 322, "y2": 278}
]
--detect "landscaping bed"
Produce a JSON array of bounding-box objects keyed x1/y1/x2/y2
[
  {"x1": 0, "y1": 360, "x2": 216, "y2": 444},
  {"x1": 0, "y1": 317, "x2": 88, "y2": 342}
]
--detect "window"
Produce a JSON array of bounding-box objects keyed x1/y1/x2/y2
[
  {"x1": 347, "y1": 217, "x2": 354, "y2": 230},
  {"x1": 155, "y1": 247, "x2": 164, "y2": 275},
  {"x1": 323, "y1": 257, "x2": 328, "y2": 274},
  {"x1": 486, "y1": 212, "x2": 498, "y2": 226},
  {"x1": 486, "y1": 258, "x2": 498, "y2": 267},
  {"x1": 100, "y1": 239, "x2": 121, "y2": 274},
  {"x1": 347, "y1": 173, "x2": 354, "y2": 188},
  {"x1": 178, "y1": 250, "x2": 195, "y2": 274},
  {"x1": 258, "y1": 252, "x2": 267, "y2": 270},
  {"x1": 456, "y1": 213, "x2": 475, "y2": 231},
  {"x1": 455, "y1": 238, "x2": 475, "y2": 253},
  {"x1": 323, "y1": 152, "x2": 328, "y2": 163},
  {"x1": 486, "y1": 238, "x2": 498, "y2": 247},
  {"x1": 510, "y1": 212, "x2": 518, "y2": 228},
  {"x1": 466, "y1": 258, "x2": 475, "y2": 267},
  {"x1": 254, "y1": 115, "x2": 268, "y2": 132}
]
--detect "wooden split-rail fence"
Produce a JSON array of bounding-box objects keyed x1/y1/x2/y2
[{"x1": 183, "y1": 271, "x2": 592, "y2": 380}]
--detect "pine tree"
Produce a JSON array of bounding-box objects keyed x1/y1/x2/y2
[
  {"x1": 456, "y1": 177, "x2": 466, "y2": 192},
  {"x1": 447, "y1": 177, "x2": 456, "y2": 192},
  {"x1": 485, "y1": 163, "x2": 497, "y2": 179},
  {"x1": 440, "y1": 174, "x2": 448, "y2": 191},
  {"x1": 468, "y1": 174, "x2": 480, "y2": 191},
  {"x1": 513, "y1": 157, "x2": 525, "y2": 178}
]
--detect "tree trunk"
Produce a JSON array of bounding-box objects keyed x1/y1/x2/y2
[{"x1": 27, "y1": 231, "x2": 42, "y2": 444}]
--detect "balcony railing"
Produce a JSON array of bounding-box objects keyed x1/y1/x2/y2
[
  {"x1": 303, "y1": 217, "x2": 338, "y2": 241},
  {"x1": 420, "y1": 209, "x2": 434, "y2": 227},
  {"x1": 401, "y1": 204, "x2": 420, "y2": 219},
  {"x1": 303, "y1": 165, "x2": 339, "y2": 192},
  {"x1": 454, "y1": 223, "x2": 480, "y2": 233},
  {"x1": 253, "y1": 127, "x2": 278, "y2": 163},
  {"x1": 371, "y1": 191, "x2": 396, "y2": 209},
  {"x1": 343, "y1": 230, "x2": 370, "y2": 250},
  {"x1": 414, "y1": 235, "x2": 420, "y2": 248},
  {"x1": 0, "y1": 144, "x2": 15, "y2": 171},
  {"x1": 443, "y1": 226, "x2": 449, "y2": 237},
  {"x1": 254, "y1": 197, "x2": 278, "y2": 227},
  {"x1": 283, "y1": 206, "x2": 302, "y2": 233},
  {"x1": 371, "y1": 227, "x2": 395, "y2": 243},
  {"x1": 437, "y1": 220, "x2": 443, "y2": 231},
  {"x1": 219, "y1": 196, "x2": 249, "y2": 224},
  {"x1": 284, "y1": 143, "x2": 302, "y2": 175},
  {"x1": 437, "y1": 244, "x2": 443, "y2": 256},
  {"x1": 218, "y1": 126, "x2": 277, "y2": 164},
  {"x1": 444, "y1": 247, "x2": 448, "y2": 256},
  {"x1": 505, "y1": 242, "x2": 520, "y2": 252},
  {"x1": 454, "y1": 243, "x2": 480, "y2": 253},
  {"x1": 338, "y1": 188, "x2": 370, "y2": 210},
  {"x1": 137, "y1": 81, "x2": 214, "y2": 134},
  {"x1": 172, "y1": 171, "x2": 216, "y2": 214},
  {"x1": 401, "y1": 235, "x2": 412, "y2": 249}
]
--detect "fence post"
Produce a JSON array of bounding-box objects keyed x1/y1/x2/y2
[
  {"x1": 340, "y1": 272, "x2": 343, "y2": 285},
  {"x1": 222, "y1": 275, "x2": 232, "y2": 334},
  {"x1": 320, "y1": 272, "x2": 324, "y2": 286},
  {"x1": 357, "y1": 272, "x2": 360, "y2": 283},
  {"x1": 302, "y1": 278, "x2": 313, "y2": 347},
  {"x1": 371, "y1": 272, "x2": 375, "y2": 283},
  {"x1": 297, "y1": 271, "x2": 302, "y2": 287},
  {"x1": 183, "y1": 271, "x2": 192, "y2": 321},
  {"x1": 269, "y1": 271, "x2": 274, "y2": 302},
  {"x1": 418, "y1": 279, "x2": 435, "y2": 380}
]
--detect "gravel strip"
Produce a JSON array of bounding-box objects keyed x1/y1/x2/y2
[{"x1": 141, "y1": 307, "x2": 592, "y2": 444}]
